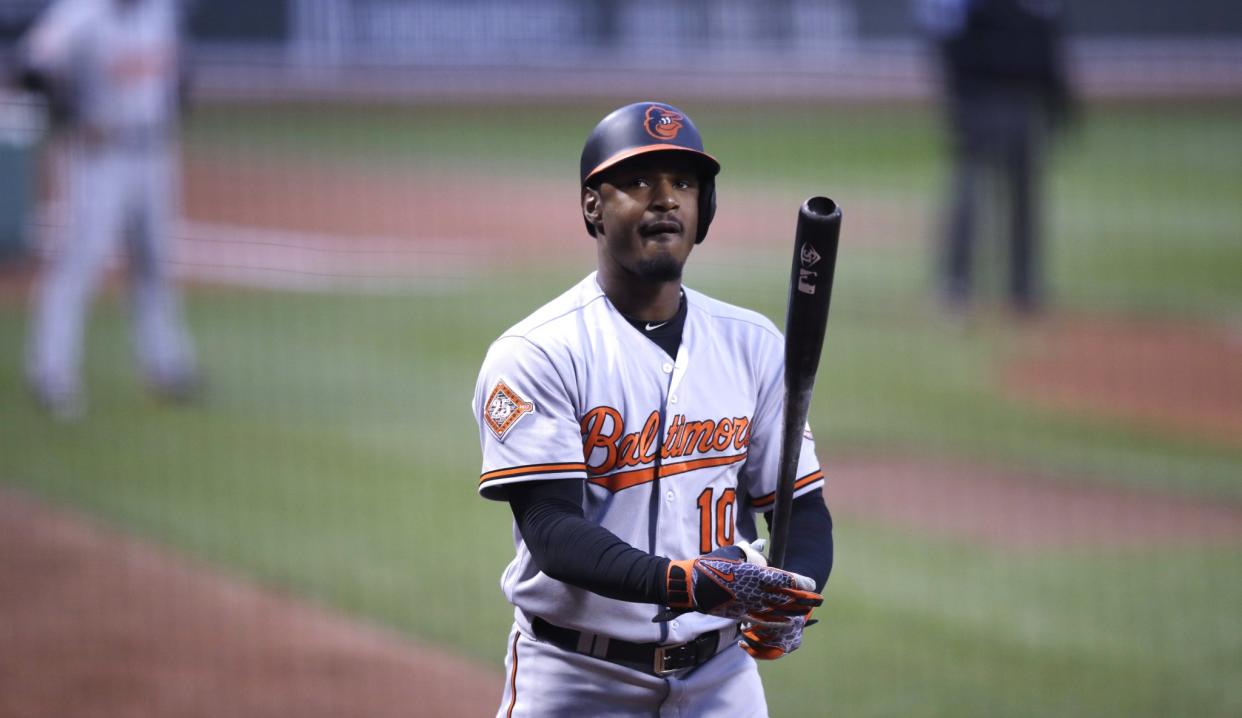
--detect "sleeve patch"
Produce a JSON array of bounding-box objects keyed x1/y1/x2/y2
[{"x1": 484, "y1": 379, "x2": 535, "y2": 441}]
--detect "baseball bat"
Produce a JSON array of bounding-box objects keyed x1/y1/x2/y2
[{"x1": 767, "y1": 196, "x2": 842, "y2": 569}]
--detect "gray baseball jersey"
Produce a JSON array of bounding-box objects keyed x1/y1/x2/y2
[
  {"x1": 23, "y1": 0, "x2": 179, "y2": 135},
  {"x1": 23, "y1": 0, "x2": 195, "y2": 411},
  {"x1": 474, "y1": 272, "x2": 824, "y2": 648}
]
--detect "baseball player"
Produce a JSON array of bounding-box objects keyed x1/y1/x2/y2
[
  {"x1": 473, "y1": 102, "x2": 834, "y2": 716},
  {"x1": 16, "y1": 0, "x2": 197, "y2": 420}
]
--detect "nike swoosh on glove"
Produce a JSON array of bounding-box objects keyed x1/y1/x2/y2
[{"x1": 660, "y1": 542, "x2": 822, "y2": 621}]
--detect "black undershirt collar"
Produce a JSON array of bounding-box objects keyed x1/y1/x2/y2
[{"x1": 622, "y1": 292, "x2": 687, "y2": 359}]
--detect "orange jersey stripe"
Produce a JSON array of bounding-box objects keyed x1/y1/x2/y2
[
  {"x1": 588, "y1": 452, "x2": 748, "y2": 493},
  {"x1": 750, "y1": 469, "x2": 825, "y2": 508},
  {"x1": 506, "y1": 631, "x2": 520, "y2": 717},
  {"x1": 480, "y1": 462, "x2": 587, "y2": 484}
]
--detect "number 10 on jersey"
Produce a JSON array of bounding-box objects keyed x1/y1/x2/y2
[{"x1": 696, "y1": 488, "x2": 737, "y2": 553}]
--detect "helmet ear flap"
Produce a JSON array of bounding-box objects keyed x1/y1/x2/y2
[{"x1": 695, "y1": 179, "x2": 716, "y2": 244}]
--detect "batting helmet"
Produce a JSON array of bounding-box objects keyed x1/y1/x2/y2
[{"x1": 580, "y1": 101, "x2": 721, "y2": 243}]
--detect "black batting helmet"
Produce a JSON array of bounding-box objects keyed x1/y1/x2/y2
[{"x1": 579, "y1": 101, "x2": 721, "y2": 243}]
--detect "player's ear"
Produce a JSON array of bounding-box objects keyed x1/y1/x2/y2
[{"x1": 582, "y1": 186, "x2": 603, "y2": 235}]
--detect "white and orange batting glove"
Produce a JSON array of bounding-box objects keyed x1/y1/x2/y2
[
  {"x1": 660, "y1": 540, "x2": 822, "y2": 621},
  {"x1": 739, "y1": 608, "x2": 817, "y2": 660}
]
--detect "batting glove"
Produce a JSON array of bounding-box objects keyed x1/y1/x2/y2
[
  {"x1": 659, "y1": 541, "x2": 822, "y2": 621},
  {"x1": 740, "y1": 609, "x2": 817, "y2": 660}
]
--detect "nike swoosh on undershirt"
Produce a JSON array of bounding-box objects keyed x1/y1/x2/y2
[{"x1": 645, "y1": 321, "x2": 669, "y2": 331}]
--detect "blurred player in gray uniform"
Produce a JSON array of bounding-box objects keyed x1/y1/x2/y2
[{"x1": 16, "y1": 0, "x2": 197, "y2": 420}]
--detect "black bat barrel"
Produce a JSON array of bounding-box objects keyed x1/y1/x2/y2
[{"x1": 768, "y1": 196, "x2": 841, "y2": 569}]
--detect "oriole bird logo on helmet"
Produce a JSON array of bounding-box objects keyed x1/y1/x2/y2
[{"x1": 643, "y1": 105, "x2": 685, "y2": 141}]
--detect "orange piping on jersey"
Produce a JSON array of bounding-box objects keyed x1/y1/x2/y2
[
  {"x1": 479, "y1": 462, "x2": 587, "y2": 485},
  {"x1": 749, "y1": 469, "x2": 825, "y2": 508},
  {"x1": 660, "y1": 451, "x2": 747, "y2": 478},
  {"x1": 588, "y1": 452, "x2": 748, "y2": 493},
  {"x1": 506, "y1": 631, "x2": 520, "y2": 717}
]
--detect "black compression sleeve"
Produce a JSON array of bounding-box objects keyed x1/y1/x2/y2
[
  {"x1": 508, "y1": 479, "x2": 670, "y2": 604},
  {"x1": 765, "y1": 487, "x2": 834, "y2": 592}
]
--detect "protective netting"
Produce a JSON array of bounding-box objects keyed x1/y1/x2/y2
[{"x1": 1, "y1": 2, "x2": 1239, "y2": 716}]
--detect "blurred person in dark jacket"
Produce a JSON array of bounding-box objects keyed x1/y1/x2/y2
[{"x1": 919, "y1": 0, "x2": 1075, "y2": 318}]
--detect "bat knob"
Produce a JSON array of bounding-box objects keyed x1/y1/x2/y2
[{"x1": 801, "y1": 196, "x2": 840, "y2": 223}]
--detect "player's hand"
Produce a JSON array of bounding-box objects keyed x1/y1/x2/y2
[
  {"x1": 739, "y1": 609, "x2": 817, "y2": 660},
  {"x1": 660, "y1": 542, "x2": 822, "y2": 621}
]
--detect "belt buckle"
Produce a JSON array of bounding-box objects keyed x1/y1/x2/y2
[{"x1": 653, "y1": 642, "x2": 691, "y2": 677}]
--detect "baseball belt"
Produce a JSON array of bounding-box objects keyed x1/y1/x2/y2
[{"x1": 531, "y1": 616, "x2": 731, "y2": 677}]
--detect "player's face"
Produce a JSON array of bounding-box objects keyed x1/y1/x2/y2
[{"x1": 585, "y1": 153, "x2": 701, "y2": 284}]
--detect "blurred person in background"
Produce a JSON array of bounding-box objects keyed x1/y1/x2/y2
[
  {"x1": 14, "y1": 0, "x2": 198, "y2": 421},
  {"x1": 918, "y1": 0, "x2": 1075, "y2": 319}
]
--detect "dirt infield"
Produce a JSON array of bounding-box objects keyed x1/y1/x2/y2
[
  {"x1": 184, "y1": 157, "x2": 578, "y2": 256},
  {"x1": 180, "y1": 153, "x2": 867, "y2": 259},
  {"x1": 1003, "y1": 315, "x2": 1242, "y2": 447},
  {"x1": 825, "y1": 456, "x2": 1242, "y2": 550},
  {"x1": 0, "y1": 490, "x2": 501, "y2": 718},
  {"x1": 4, "y1": 450, "x2": 1240, "y2": 717}
]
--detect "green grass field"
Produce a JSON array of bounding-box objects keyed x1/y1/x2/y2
[{"x1": 3, "y1": 99, "x2": 1240, "y2": 716}]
